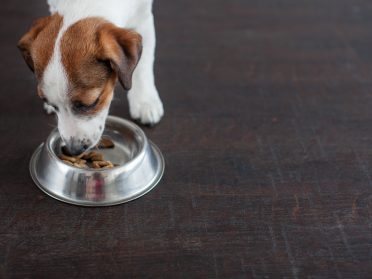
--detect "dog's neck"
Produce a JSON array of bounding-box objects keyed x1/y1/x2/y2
[{"x1": 48, "y1": 0, "x2": 141, "y2": 28}]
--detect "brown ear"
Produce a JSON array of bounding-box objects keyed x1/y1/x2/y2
[
  {"x1": 17, "y1": 16, "x2": 52, "y2": 72},
  {"x1": 98, "y1": 24, "x2": 142, "y2": 91}
]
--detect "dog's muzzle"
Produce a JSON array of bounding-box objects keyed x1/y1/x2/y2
[{"x1": 63, "y1": 137, "x2": 92, "y2": 156}]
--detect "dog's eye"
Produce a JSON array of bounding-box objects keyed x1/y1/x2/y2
[{"x1": 72, "y1": 97, "x2": 100, "y2": 113}]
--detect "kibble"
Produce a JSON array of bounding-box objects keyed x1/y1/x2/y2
[
  {"x1": 82, "y1": 151, "x2": 104, "y2": 162},
  {"x1": 98, "y1": 137, "x2": 115, "y2": 149},
  {"x1": 59, "y1": 137, "x2": 116, "y2": 169}
]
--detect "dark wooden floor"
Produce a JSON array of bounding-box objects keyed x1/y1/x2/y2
[{"x1": 1, "y1": 0, "x2": 372, "y2": 278}]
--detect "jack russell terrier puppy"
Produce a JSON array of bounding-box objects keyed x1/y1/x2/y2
[{"x1": 17, "y1": 0, "x2": 164, "y2": 155}]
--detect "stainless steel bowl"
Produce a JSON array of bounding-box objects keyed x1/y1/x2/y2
[{"x1": 29, "y1": 116, "x2": 164, "y2": 206}]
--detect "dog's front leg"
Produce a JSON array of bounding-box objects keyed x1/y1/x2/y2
[{"x1": 128, "y1": 14, "x2": 164, "y2": 125}]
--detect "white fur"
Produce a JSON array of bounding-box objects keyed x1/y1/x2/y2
[
  {"x1": 43, "y1": 0, "x2": 163, "y2": 152},
  {"x1": 43, "y1": 102, "x2": 55, "y2": 114}
]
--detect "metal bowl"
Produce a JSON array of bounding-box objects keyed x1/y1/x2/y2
[{"x1": 29, "y1": 116, "x2": 164, "y2": 206}]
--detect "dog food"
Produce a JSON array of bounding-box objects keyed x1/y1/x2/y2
[
  {"x1": 59, "y1": 137, "x2": 116, "y2": 169},
  {"x1": 98, "y1": 137, "x2": 115, "y2": 149}
]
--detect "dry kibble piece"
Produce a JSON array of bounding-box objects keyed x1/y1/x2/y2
[
  {"x1": 59, "y1": 137, "x2": 118, "y2": 169},
  {"x1": 91, "y1": 160, "x2": 114, "y2": 169},
  {"x1": 99, "y1": 162, "x2": 114, "y2": 168},
  {"x1": 104, "y1": 164, "x2": 114, "y2": 169},
  {"x1": 82, "y1": 151, "x2": 104, "y2": 161},
  {"x1": 81, "y1": 154, "x2": 89, "y2": 160},
  {"x1": 90, "y1": 154, "x2": 104, "y2": 161},
  {"x1": 92, "y1": 161, "x2": 101, "y2": 169},
  {"x1": 74, "y1": 163, "x2": 88, "y2": 169},
  {"x1": 59, "y1": 154, "x2": 77, "y2": 163},
  {"x1": 91, "y1": 161, "x2": 107, "y2": 167},
  {"x1": 76, "y1": 153, "x2": 85, "y2": 159},
  {"x1": 98, "y1": 137, "x2": 115, "y2": 149}
]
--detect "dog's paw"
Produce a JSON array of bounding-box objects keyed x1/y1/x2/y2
[
  {"x1": 43, "y1": 102, "x2": 55, "y2": 114},
  {"x1": 129, "y1": 96, "x2": 164, "y2": 125}
]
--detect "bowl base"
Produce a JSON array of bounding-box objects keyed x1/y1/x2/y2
[{"x1": 29, "y1": 140, "x2": 164, "y2": 207}]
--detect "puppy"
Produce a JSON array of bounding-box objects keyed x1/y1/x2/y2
[{"x1": 18, "y1": 0, "x2": 164, "y2": 155}]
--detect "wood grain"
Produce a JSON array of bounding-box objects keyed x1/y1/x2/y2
[{"x1": 1, "y1": 0, "x2": 372, "y2": 278}]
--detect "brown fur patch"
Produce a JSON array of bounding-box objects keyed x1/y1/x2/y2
[
  {"x1": 97, "y1": 23, "x2": 142, "y2": 90},
  {"x1": 60, "y1": 17, "x2": 115, "y2": 115},
  {"x1": 60, "y1": 17, "x2": 112, "y2": 91},
  {"x1": 60, "y1": 17, "x2": 142, "y2": 116},
  {"x1": 18, "y1": 14, "x2": 63, "y2": 79}
]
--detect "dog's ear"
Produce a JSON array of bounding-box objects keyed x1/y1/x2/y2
[
  {"x1": 97, "y1": 23, "x2": 142, "y2": 91},
  {"x1": 17, "y1": 16, "x2": 52, "y2": 72}
]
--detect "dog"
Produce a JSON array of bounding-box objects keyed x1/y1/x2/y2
[{"x1": 17, "y1": 0, "x2": 164, "y2": 155}]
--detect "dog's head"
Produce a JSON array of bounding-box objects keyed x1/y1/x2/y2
[{"x1": 17, "y1": 14, "x2": 142, "y2": 155}]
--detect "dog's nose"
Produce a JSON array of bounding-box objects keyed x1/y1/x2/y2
[
  {"x1": 63, "y1": 139, "x2": 90, "y2": 156},
  {"x1": 65, "y1": 146, "x2": 87, "y2": 156}
]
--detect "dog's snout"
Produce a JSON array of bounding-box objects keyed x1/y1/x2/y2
[
  {"x1": 66, "y1": 146, "x2": 86, "y2": 156},
  {"x1": 63, "y1": 138, "x2": 91, "y2": 156}
]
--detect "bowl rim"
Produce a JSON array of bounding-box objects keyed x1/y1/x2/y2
[
  {"x1": 45, "y1": 116, "x2": 148, "y2": 173},
  {"x1": 30, "y1": 139, "x2": 165, "y2": 206}
]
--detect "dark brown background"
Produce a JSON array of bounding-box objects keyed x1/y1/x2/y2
[{"x1": 1, "y1": 0, "x2": 372, "y2": 278}]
